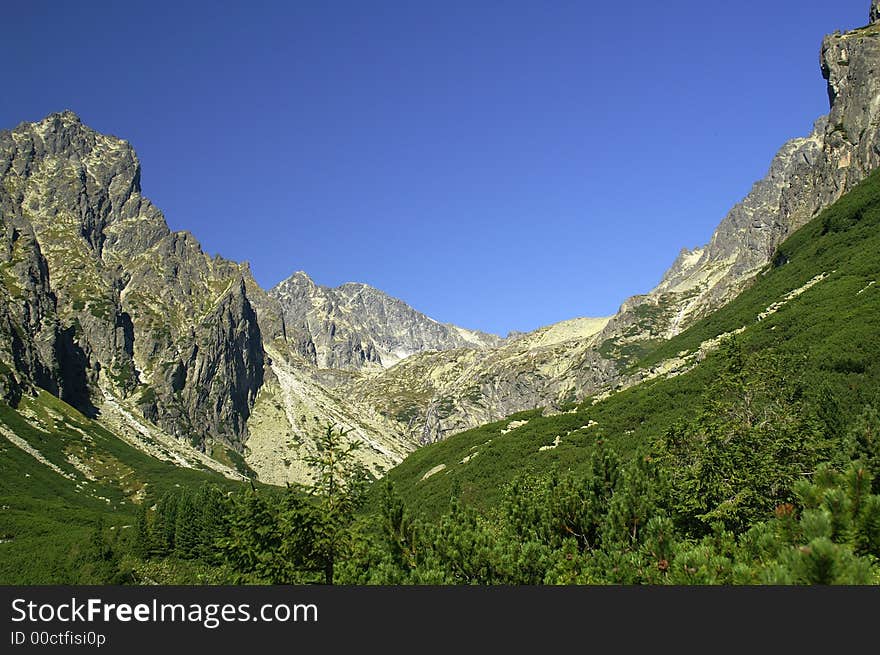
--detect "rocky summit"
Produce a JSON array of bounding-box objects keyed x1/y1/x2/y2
[
  {"x1": 270, "y1": 271, "x2": 501, "y2": 370},
  {"x1": 1, "y1": 5, "x2": 880, "y2": 486},
  {"x1": 0, "y1": 112, "x2": 266, "y2": 453}
]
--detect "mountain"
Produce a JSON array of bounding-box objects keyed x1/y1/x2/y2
[
  {"x1": 0, "y1": 113, "x2": 501, "y2": 484},
  {"x1": 346, "y1": 316, "x2": 613, "y2": 444},
  {"x1": 270, "y1": 271, "x2": 501, "y2": 370},
  {"x1": 343, "y1": 7, "x2": 880, "y2": 444},
  {"x1": 619, "y1": 14, "x2": 880, "y2": 335},
  {"x1": 242, "y1": 273, "x2": 504, "y2": 484}
]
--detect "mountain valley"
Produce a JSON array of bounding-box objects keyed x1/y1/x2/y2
[{"x1": 2, "y1": 1, "x2": 880, "y2": 586}]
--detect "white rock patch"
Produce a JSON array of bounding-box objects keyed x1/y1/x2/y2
[
  {"x1": 758, "y1": 272, "x2": 831, "y2": 321},
  {"x1": 0, "y1": 425, "x2": 75, "y2": 480},
  {"x1": 501, "y1": 420, "x2": 529, "y2": 435},
  {"x1": 421, "y1": 464, "x2": 447, "y2": 480},
  {"x1": 539, "y1": 436, "x2": 563, "y2": 452}
]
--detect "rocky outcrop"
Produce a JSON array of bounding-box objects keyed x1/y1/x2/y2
[
  {"x1": 626, "y1": 14, "x2": 880, "y2": 337},
  {"x1": 348, "y1": 317, "x2": 613, "y2": 444},
  {"x1": 271, "y1": 271, "x2": 502, "y2": 370},
  {"x1": 0, "y1": 111, "x2": 266, "y2": 450},
  {"x1": 0, "y1": 216, "x2": 63, "y2": 406},
  {"x1": 179, "y1": 277, "x2": 264, "y2": 448}
]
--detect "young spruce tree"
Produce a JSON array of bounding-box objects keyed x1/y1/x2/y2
[{"x1": 305, "y1": 424, "x2": 370, "y2": 584}]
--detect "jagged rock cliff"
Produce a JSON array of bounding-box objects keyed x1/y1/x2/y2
[
  {"x1": 0, "y1": 112, "x2": 265, "y2": 450},
  {"x1": 611, "y1": 10, "x2": 880, "y2": 341},
  {"x1": 270, "y1": 271, "x2": 502, "y2": 370},
  {"x1": 0, "y1": 215, "x2": 67, "y2": 406}
]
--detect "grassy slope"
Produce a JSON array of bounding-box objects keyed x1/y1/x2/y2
[
  {"x1": 379, "y1": 170, "x2": 880, "y2": 519},
  {"x1": 0, "y1": 391, "x2": 246, "y2": 583}
]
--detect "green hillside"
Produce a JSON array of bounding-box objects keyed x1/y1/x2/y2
[
  {"x1": 318, "y1": 170, "x2": 879, "y2": 584},
  {"x1": 379, "y1": 169, "x2": 880, "y2": 519},
  {"x1": 0, "y1": 391, "x2": 247, "y2": 583}
]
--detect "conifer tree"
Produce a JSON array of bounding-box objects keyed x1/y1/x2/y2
[
  {"x1": 380, "y1": 479, "x2": 418, "y2": 571},
  {"x1": 174, "y1": 490, "x2": 201, "y2": 559},
  {"x1": 656, "y1": 339, "x2": 833, "y2": 533},
  {"x1": 151, "y1": 491, "x2": 178, "y2": 555},
  {"x1": 304, "y1": 424, "x2": 370, "y2": 584},
  {"x1": 218, "y1": 487, "x2": 286, "y2": 583},
  {"x1": 133, "y1": 503, "x2": 150, "y2": 559},
  {"x1": 850, "y1": 405, "x2": 880, "y2": 492}
]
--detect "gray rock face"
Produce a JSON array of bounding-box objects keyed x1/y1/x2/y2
[
  {"x1": 176, "y1": 278, "x2": 264, "y2": 449},
  {"x1": 872, "y1": 0, "x2": 879, "y2": 24},
  {"x1": 347, "y1": 316, "x2": 613, "y2": 444},
  {"x1": 612, "y1": 12, "x2": 880, "y2": 340},
  {"x1": 270, "y1": 271, "x2": 502, "y2": 370},
  {"x1": 0, "y1": 111, "x2": 266, "y2": 450},
  {"x1": 0, "y1": 216, "x2": 63, "y2": 405}
]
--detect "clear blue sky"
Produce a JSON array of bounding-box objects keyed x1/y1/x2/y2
[{"x1": 1, "y1": 1, "x2": 869, "y2": 336}]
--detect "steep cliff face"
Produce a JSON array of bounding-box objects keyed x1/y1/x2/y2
[
  {"x1": 0, "y1": 112, "x2": 265, "y2": 450},
  {"x1": 612, "y1": 12, "x2": 880, "y2": 342},
  {"x1": 1, "y1": 112, "x2": 145, "y2": 405},
  {"x1": 270, "y1": 271, "x2": 502, "y2": 370},
  {"x1": 0, "y1": 215, "x2": 65, "y2": 406}
]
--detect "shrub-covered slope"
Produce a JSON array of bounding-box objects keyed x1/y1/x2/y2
[
  {"x1": 381, "y1": 168, "x2": 880, "y2": 519},
  {"x1": 0, "y1": 391, "x2": 246, "y2": 583}
]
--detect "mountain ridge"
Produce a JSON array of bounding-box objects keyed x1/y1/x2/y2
[{"x1": 269, "y1": 269, "x2": 502, "y2": 370}]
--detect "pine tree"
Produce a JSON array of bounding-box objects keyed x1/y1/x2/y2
[
  {"x1": 174, "y1": 490, "x2": 201, "y2": 559},
  {"x1": 133, "y1": 503, "x2": 150, "y2": 559},
  {"x1": 380, "y1": 480, "x2": 418, "y2": 571},
  {"x1": 303, "y1": 424, "x2": 370, "y2": 585},
  {"x1": 218, "y1": 487, "x2": 287, "y2": 583},
  {"x1": 656, "y1": 340, "x2": 833, "y2": 533},
  {"x1": 151, "y1": 491, "x2": 178, "y2": 555},
  {"x1": 188, "y1": 484, "x2": 229, "y2": 562},
  {"x1": 849, "y1": 405, "x2": 880, "y2": 492}
]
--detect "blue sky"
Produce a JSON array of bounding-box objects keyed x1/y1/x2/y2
[{"x1": 1, "y1": 1, "x2": 869, "y2": 336}]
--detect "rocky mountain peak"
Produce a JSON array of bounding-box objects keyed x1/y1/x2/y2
[
  {"x1": 872, "y1": 0, "x2": 879, "y2": 24},
  {"x1": 0, "y1": 111, "x2": 270, "y2": 454},
  {"x1": 36, "y1": 110, "x2": 82, "y2": 131},
  {"x1": 270, "y1": 271, "x2": 502, "y2": 370},
  {"x1": 286, "y1": 270, "x2": 317, "y2": 288}
]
